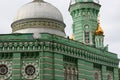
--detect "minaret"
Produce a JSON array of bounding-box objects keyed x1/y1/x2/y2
[{"x1": 69, "y1": 0, "x2": 101, "y2": 46}]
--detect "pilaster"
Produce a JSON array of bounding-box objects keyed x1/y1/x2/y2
[
  {"x1": 12, "y1": 53, "x2": 21, "y2": 80},
  {"x1": 78, "y1": 59, "x2": 94, "y2": 80},
  {"x1": 114, "y1": 68, "x2": 119, "y2": 80},
  {"x1": 54, "y1": 53, "x2": 64, "y2": 80},
  {"x1": 39, "y1": 52, "x2": 54, "y2": 80},
  {"x1": 102, "y1": 66, "x2": 107, "y2": 80},
  {"x1": 39, "y1": 52, "x2": 44, "y2": 80}
]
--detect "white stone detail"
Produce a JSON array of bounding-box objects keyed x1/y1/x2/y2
[
  {"x1": 13, "y1": 28, "x2": 66, "y2": 38},
  {"x1": 0, "y1": 61, "x2": 12, "y2": 80},
  {"x1": 22, "y1": 62, "x2": 39, "y2": 79}
]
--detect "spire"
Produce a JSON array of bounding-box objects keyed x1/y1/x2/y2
[{"x1": 95, "y1": 15, "x2": 104, "y2": 35}]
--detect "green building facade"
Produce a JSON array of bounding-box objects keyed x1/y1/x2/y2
[{"x1": 0, "y1": 0, "x2": 119, "y2": 80}]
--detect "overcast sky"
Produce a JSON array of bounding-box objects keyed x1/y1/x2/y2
[{"x1": 0, "y1": 0, "x2": 120, "y2": 58}]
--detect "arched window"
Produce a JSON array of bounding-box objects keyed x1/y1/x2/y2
[
  {"x1": 63, "y1": 56, "x2": 78, "y2": 80},
  {"x1": 74, "y1": 68, "x2": 78, "y2": 80},
  {"x1": 107, "y1": 67, "x2": 113, "y2": 80},
  {"x1": 107, "y1": 74, "x2": 112, "y2": 80},
  {"x1": 94, "y1": 72, "x2": 99, "y2": 80},
  {"x1": 64, "y1": 67, "x2": 67, "y2": 80},
  {"x1": 84, "y1": 25, "x2": 90, "y2": 44},
  {"x1": 67, "y1": 68, "x2": 71, "y2": 80},
  {"x1": 72, "y1": 68, "x2": 75, "y2": 80},
  {"x1": 84, "y1": 31, "x2": 90, "y2": 43},
  {"x1": 94, "y1": 64, "x2": 102, "y2": 80}
]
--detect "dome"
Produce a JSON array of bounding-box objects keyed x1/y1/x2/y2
[
  {"x1": 14, "y1": 0, "x2": 63, "y2": 22},
  {"x1": 95, "y1": 23, "x2": 104, "y2": 35},
  {"x1": 11, "y1": 0, "x2": 66, "y2": 38}
]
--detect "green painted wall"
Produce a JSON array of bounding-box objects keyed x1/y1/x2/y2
[
  {"x1": 78, "y1": 60, "x2": 94, "y2": 80},
  {"x1": 0, "y1": 33, "x2": 119, "y2": 80},
  {"x1": 12, "y1": 53, "x2": 21, "y2": 80}
]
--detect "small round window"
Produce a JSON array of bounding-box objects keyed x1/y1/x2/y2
[
  {"x1": 0, "y1": 64, "x2": 8, "y2": 75},
  {"x1": 84, "y1": 25, "x2": 89, "y2": 29},
  {"x1": 25, "y1": 65, "x2": 35, "y2": 76}
]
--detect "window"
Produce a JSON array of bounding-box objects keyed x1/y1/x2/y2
[
  {"x1": 107, "y1": 67, "x2": 113, "y2": 80},
  {"x1": 94, "y1": 64, "x2": 102, "y2": 80},
  {"x1": 64, "y1": 67, "x2": 67, "y2": 80},
  {"x1": 84, "y1": 32, "x2": 90, "y2": 43},
  {"x1": 94, "y1": 72, "x2": 99, "y2": 80},
  {"x1": 64, "y1": 66, "x2": 78, "y2": 80},
  {"x1": 64, "y1": 56, "x2": 78, "y2": 80},
  {"x1": 107, "y1": 72, "x2": 113, "y2": 80},
  {"x1": 84, "y1": 25, "x2": 89, "y2": 29},
  {"x1": 107, "y1": 74, "x2": 112, "y2": 80}
]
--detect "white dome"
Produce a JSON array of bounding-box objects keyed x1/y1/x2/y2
[
  {"x1": 14, "y1": 0, "x2": 63, "y2": 22},
  {"x1": 11, "y1": 0, "x2": 66, "y2": 37}
]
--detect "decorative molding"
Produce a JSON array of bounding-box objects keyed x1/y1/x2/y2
[
  {"x1": 22, "y1": 62, "x2": 39, "y2": 79},
  {"x1": 0, "y1": 34, "x2": 118, "y2": 67},
  {"x1": 0, "y1": 61, "x2": 12, "y2": 80},
  {"x1": 11, "y1": 18, "x2": 65, "y2": 32},
  {"x1": 70, "y1": 2, "x2": 101, "y2": 12}
]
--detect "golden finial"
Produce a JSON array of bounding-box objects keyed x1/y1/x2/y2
[
  {"x1": 95, "y1": 15, "x2": 104, "y2": 35},
  {"x1": 69, "y1": 34, "x2": 74, "y2": 40}
]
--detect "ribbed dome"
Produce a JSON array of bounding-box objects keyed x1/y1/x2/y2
[
  {"x1": 11, "y1": 0, "x2": 66, "y2": 38},
  {"x1": 14, "y1": 0, "x2": 63, "y2": 22}
]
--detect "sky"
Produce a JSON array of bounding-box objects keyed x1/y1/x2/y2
[{"x1": 0, "y1": 0, "x2": 120, "y2": 58}]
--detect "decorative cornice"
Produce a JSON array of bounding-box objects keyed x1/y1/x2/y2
[
  {"x1": 11, "y1": 18, "x2": 65, "y2": 32},
  {"x1": 0, "y1": 33, "x2": 118, "y2": 68},
  {"x1": 70, "y1": 2, "x2": 101, "y2": 12},
  {"x1": 0, "y1": 40, "x2": 118, "y2": 68}
]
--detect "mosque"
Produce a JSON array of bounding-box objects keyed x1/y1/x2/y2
[{"x1": 0, "y1": 0, "x2": 119, "y2": 80}]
